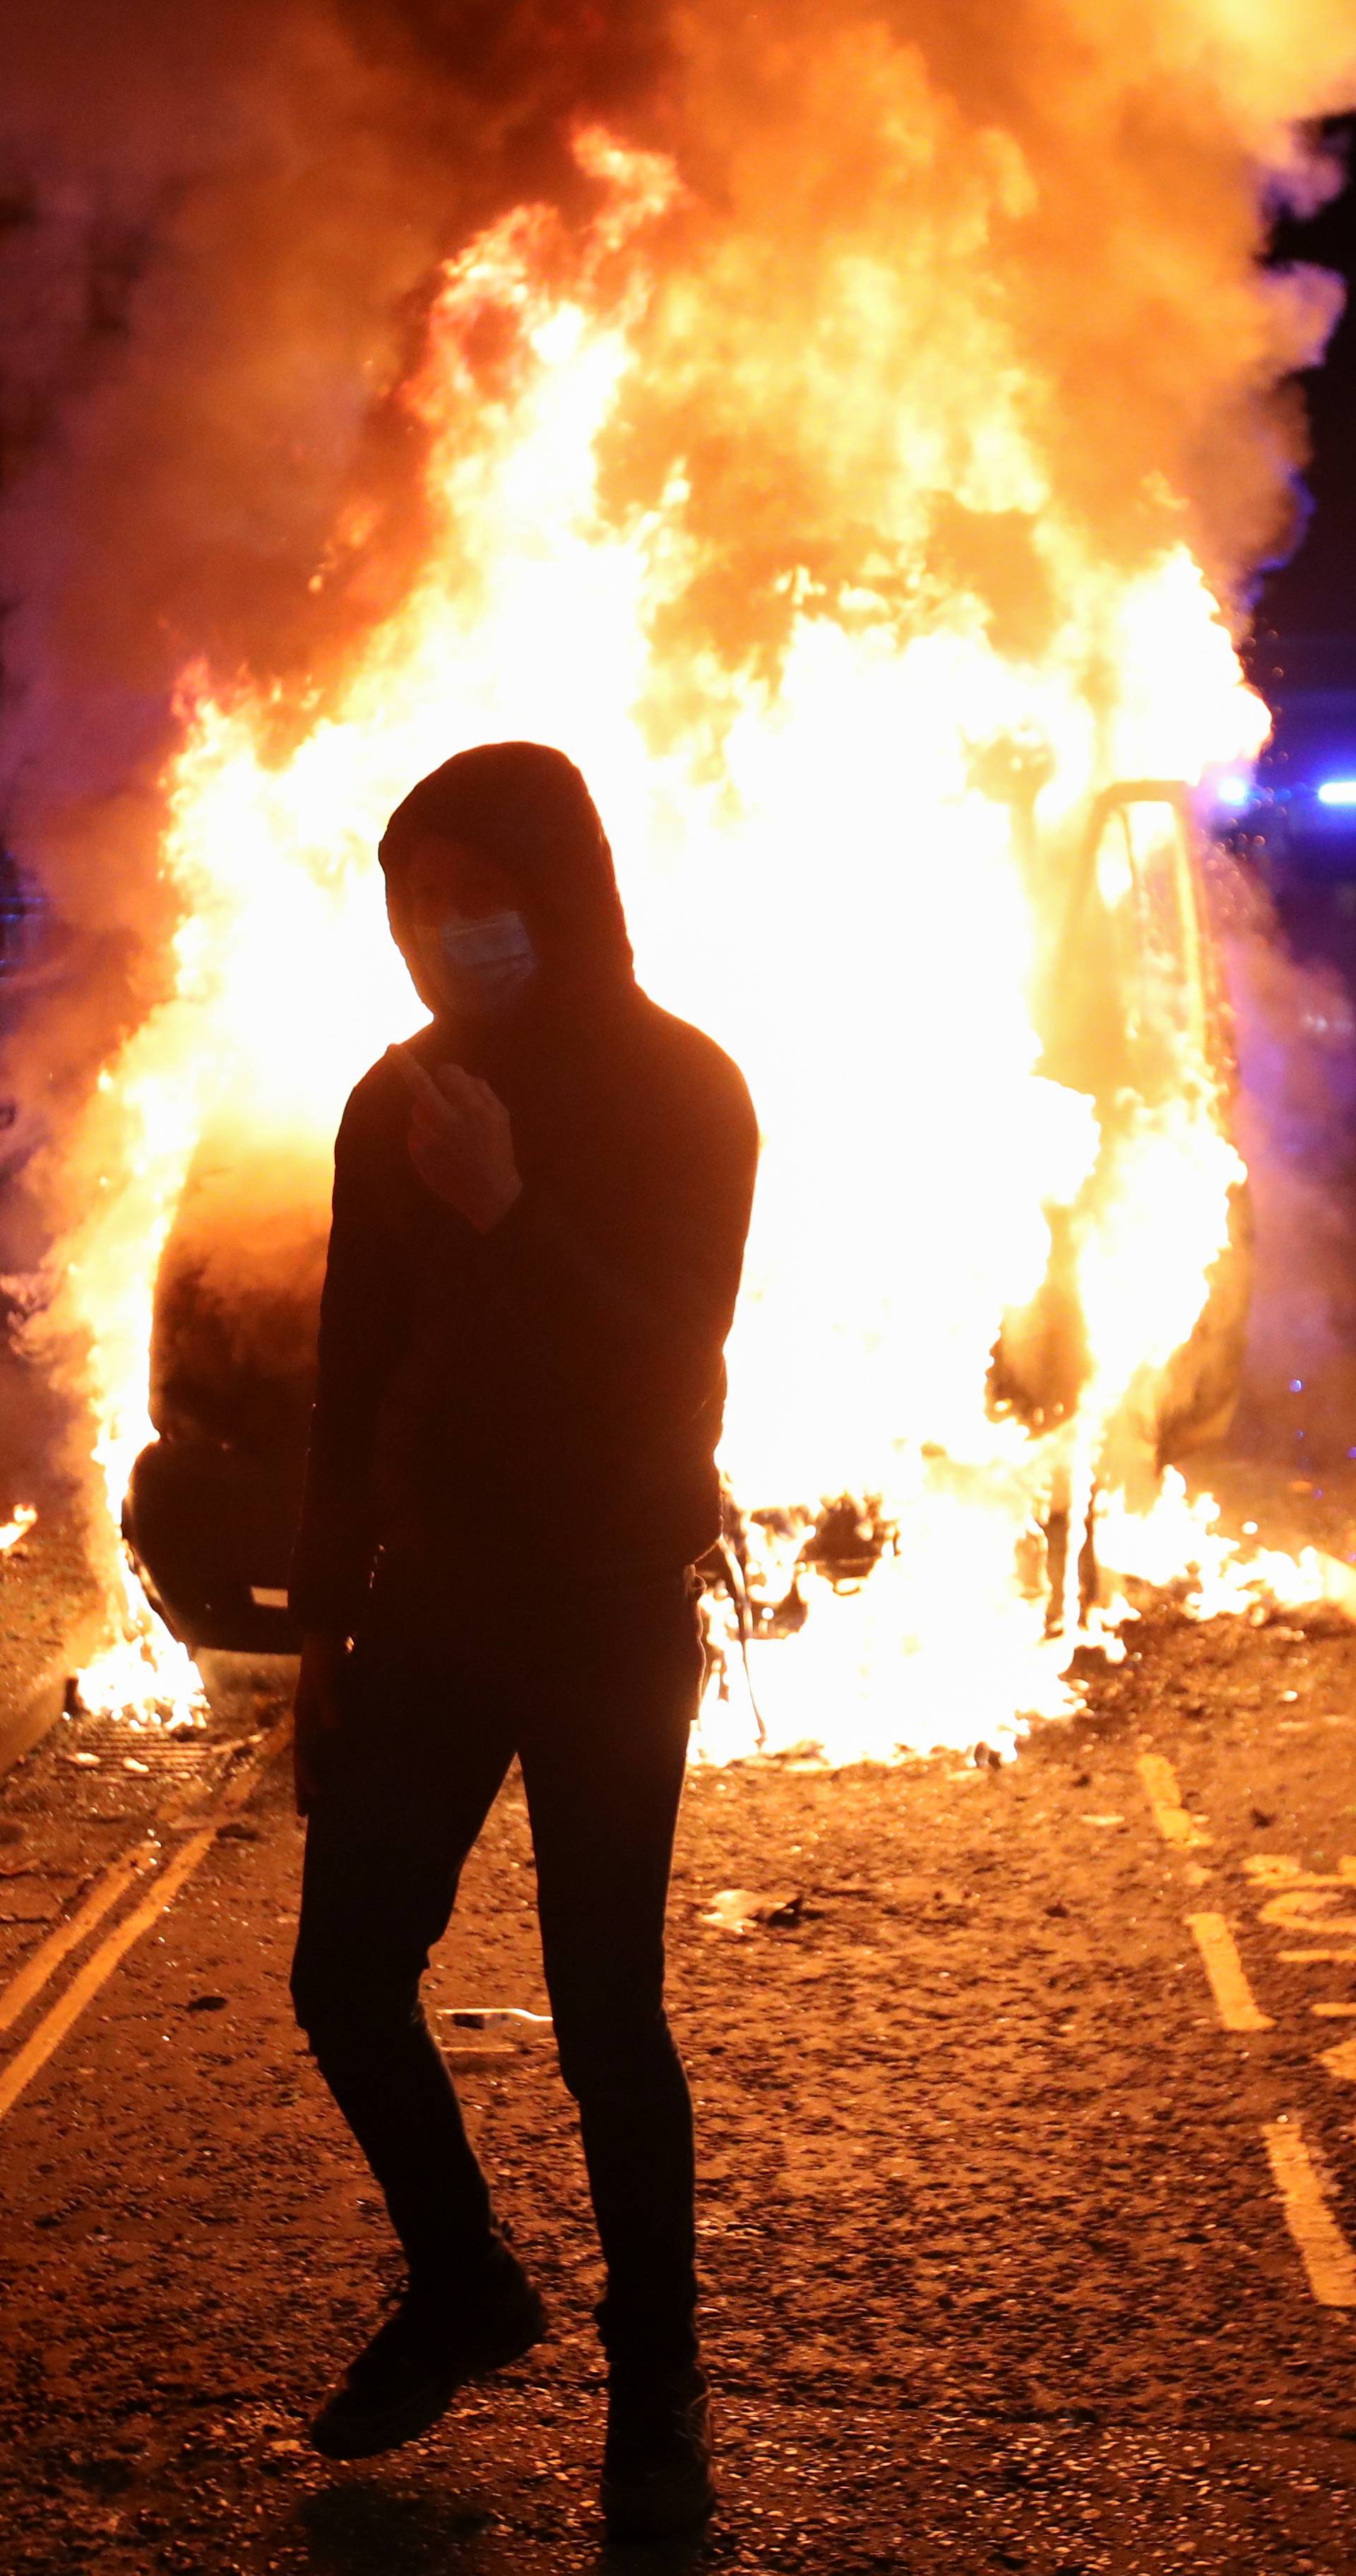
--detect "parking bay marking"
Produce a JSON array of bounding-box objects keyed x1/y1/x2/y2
[
  {"x1": 1136, "y1": 1759, "x2": 1356, "y2": 2306},
  {"x1": 1185, "y1": 1912, "x2": 1274, "y2": 2032},
  {"x1": 1262, "y1": 2118, "x2": 1356, "y2": 2306},
  {"x1": 1136, "y1": 1751, "x2": 1212, "y2": 1850},
  {"x1": 0, "y1": 1719, "x2": 288, "y2": 2126}
]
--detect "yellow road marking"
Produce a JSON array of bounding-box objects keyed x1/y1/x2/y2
[
  {"x1": 1137, "y1": 1752, "x2": 1211, "y2": 1849},
  {"x1": 0, "y1": 1721, "x2": 287, "y2": 2126},
  {"x1": 1280, "y1": 1950, "x2": 1356, "y2": 1964},
  {"x1": 1319, "y1": 2034, "x2": 1356, "y2": 2083},
  {"x1": 1258, "y1": 1890, "x2": 1356, "y2": 1932},
  {"x1": 1262, "y1": 2117, "x2": 1356, "y2": 2306},
  {"x1": 1245, "y1": 1856, "x2": 1356, "y2": 1888},
  {"x1": 0, "y1": 1826, "x2": 217, "y2": 2123},
  {"x1": 0, "y1": 1838, "x2": 159, "y2": 2037},
  {"x1": 1312, "y1": 2002, "x2": 1356, "y2": 2017},
  {"x1": 1185, "y1": 1912, "x2": 1273, "y2": 2032}
]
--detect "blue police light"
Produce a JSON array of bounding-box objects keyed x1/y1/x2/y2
[
  {"x1": 1317, "y1": 779, "x2": 1356, "y2": 808},
  {"x1": 1213, "y1": 773, "x2": 1253, "y2": 811}
]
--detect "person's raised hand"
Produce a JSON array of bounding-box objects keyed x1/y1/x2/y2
[
  {"x1": 388, "y1": 1044, "x2": 522, "y2": 1233},
  {"x1": 293, "y1": 1630, "x2": 349, "y2": 1817}
]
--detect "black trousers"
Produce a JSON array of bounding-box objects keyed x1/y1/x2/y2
[{"x1": 290, "y1": 1561, "x2": 704, "y2": 2371}]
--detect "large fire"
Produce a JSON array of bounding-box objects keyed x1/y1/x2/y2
[{"x1": 11, "y1": 49, "x2": 1354, "y2": 1761}]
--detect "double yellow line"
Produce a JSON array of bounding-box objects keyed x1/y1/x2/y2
[{"x1": 0, "y1": 1718, "x2": 288, "y2": 2125}]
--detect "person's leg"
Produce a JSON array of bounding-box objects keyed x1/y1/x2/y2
[
  {"x1": 290, "y1": 1614, "x2": 514, "y2": 2292},
  {"x1": 518, "y1": 1575, "x2": 704, "y2": 2375}
]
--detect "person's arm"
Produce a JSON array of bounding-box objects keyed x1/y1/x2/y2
[
  {"x1": 292, "y1": 1630, "x2": 350, "y2": 1818},
  {"x1": 386, "y1": 1032, "x2": 759, "y2": 1418},
  {"x1": 477, "y1": 1066, "x2": 759, "y2": 1420},
  {"x1": 288, "y1": 1087, "x2": 410, "y2": 1635}
]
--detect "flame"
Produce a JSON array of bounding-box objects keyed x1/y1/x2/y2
[
  {"x1": 0, "y1": 1504, "x2": 37, "y2": 1555},
  {"x1": 72, "y1": 1553, "x2": 208, "y2": 1732},
  {"x1": 30, "y1": 104, "x2": 1338, "y2": 1754},
  {"x1": 16, "y1": 1010, "x2": 210, "y2": 1726}
]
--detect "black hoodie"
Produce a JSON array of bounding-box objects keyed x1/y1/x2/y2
[{"x1": 288, "y1": 743, "x2": 759, "y2": 1633}]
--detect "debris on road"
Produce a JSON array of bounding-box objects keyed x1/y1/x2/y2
[{"x1": 700, "y1": 1887, "x2": 806, "y2": 1933}]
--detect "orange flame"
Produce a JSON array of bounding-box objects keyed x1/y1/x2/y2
[
  {"x1": 30, "y1": 90, "x2": 1342, "y2": 1753},
  {"x1": 0, "y1": 1505, "x2": 37, "y2": 1556}
]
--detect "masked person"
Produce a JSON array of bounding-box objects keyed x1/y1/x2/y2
[{"x1": 287, "y1": 742, "x2": 758, "y2": 2540}]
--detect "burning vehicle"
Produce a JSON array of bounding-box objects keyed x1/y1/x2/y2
[
  {"x1": 17, "y1": 53, "x2": 1331, "y2": 1762},
  {"x1": 123, "y1": 769, "x2": 1249, "y2": 1665}
]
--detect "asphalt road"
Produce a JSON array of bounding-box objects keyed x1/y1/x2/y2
[{"x1": 1, "y1": 1578, "x2": 1355, "y2": 2575}]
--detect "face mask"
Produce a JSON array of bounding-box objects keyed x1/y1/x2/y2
[{"x1": 422, "y1": 909, "x2": 537, "y2": 1016}]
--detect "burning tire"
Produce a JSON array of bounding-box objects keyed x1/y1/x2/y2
[{"x1": 124, "y1": 1147, "x2": 328, "y2": 1651}]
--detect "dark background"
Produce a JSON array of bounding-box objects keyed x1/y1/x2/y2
[
  {"x1": 1251, "y1": 113, "x2": 1356, "y2": 856},
  {"x1": 1262, "y1": 114, "x2": 1356, "y2": 648}
]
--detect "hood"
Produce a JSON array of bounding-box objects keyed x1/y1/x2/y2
[{"x1": 378, "y1": 741, "x2": 634, "y2": 1016}]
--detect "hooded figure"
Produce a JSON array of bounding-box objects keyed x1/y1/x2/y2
[
  {"x1": 288, "y1": 741, "x2": 756, "y2": 1620},
  {"x1": 287, "y1": 743, "x2": 758, "y2": 2537},
  {"x1": 382, "y1": 738, "x2": 635, "y2": 1001}
]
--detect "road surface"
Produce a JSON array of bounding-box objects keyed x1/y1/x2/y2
[{"x1": 0, "y1": 1580, "x2": 1355, "y2": 2571}]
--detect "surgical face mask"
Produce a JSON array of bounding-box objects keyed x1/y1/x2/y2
[{"x1": 420, "y1": 909, "x2": 537, "y2": 1016}]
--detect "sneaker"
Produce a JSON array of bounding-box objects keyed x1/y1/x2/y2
[
  {"x1": 600, "y1": 2362, "x2": 716, "y2": 2541},
  {"x1": 309, "y1": 2250, "x2": 546, "y2": 2462}
]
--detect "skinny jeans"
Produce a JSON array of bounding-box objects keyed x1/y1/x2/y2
[{"x1": 290, "y1": 1560, "x2": 703, "y2": 2370}]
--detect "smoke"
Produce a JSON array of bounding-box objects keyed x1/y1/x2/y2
[
  {"x1": 602, "y1": 3, "x2": 1352, "y2": 694},
  {"x1": 0, "y1": 1, "x2": 668, "y2": 1081},
  {"x1": 1219, "y1": 858, "x2": 1356, "y2": 1467},
  {"x1": 1, "y1": 0, "x2": 1354, "y2": 1507},
  {"x1": 0, "y1": 0, "x2": 669, "y2": 1491}
]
